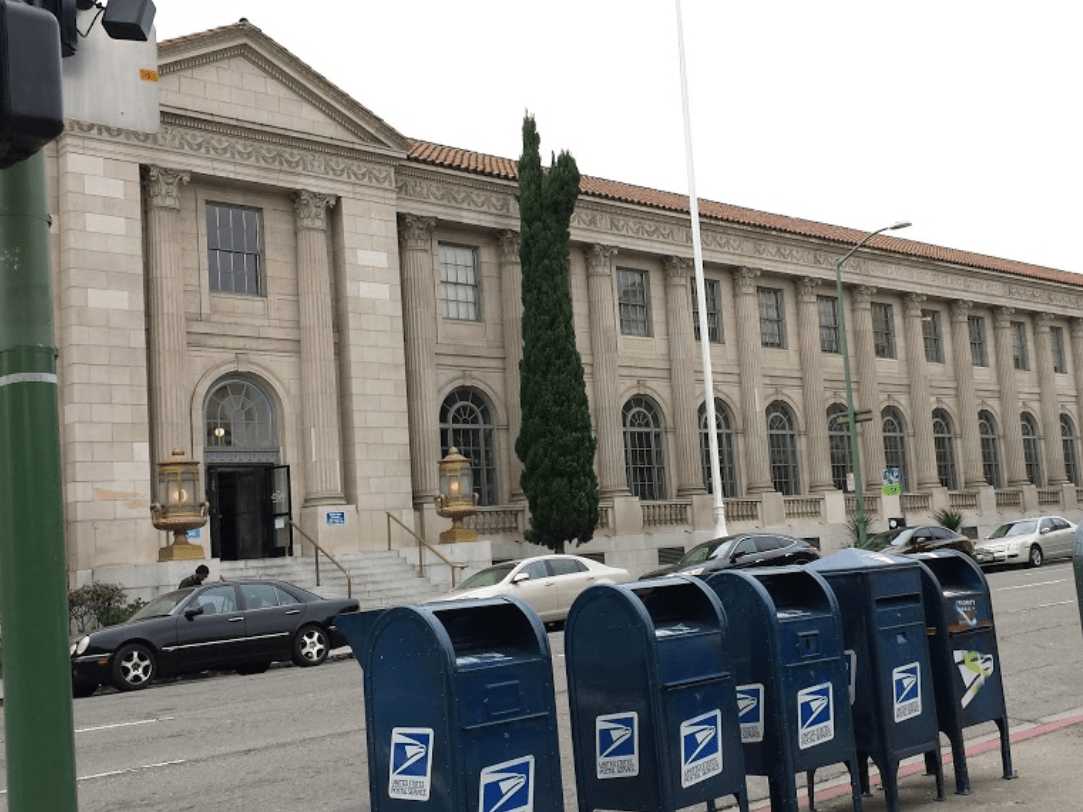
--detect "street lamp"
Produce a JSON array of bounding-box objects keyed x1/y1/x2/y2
[
  {"x1": 150, "y1": 449, "x2": 209, "y2": 561},
  {"x1": 435, "y1": 447, "x2": 479, "y2": 544},
  {"x1": 835, "y1": 221, "x2": 911, "y2": 546}
]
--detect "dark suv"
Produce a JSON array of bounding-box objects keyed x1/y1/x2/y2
[{"x1": 640, "y1": 533, "x2": 820, "y2": 579}]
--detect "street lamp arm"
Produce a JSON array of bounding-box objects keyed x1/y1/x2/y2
[{"x1": 836, "y1": 225, "x2": 892, "y2": 271}]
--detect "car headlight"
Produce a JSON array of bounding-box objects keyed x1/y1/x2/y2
[
  {"x1": 685, "y1": 567, "x2": 705, "y2": 576},
  {"x1": 69, "y1": 642, "x2": 77, "y2": 656},
  {"x1": 76, "y1": 636, "x2": 90, "y2": 656}
]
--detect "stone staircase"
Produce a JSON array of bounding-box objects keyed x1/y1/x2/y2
[{"x1": 218, "y1": 550, "x2": 446, "y2": 610}]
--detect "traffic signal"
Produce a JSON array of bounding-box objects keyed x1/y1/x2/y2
[{"x1": 0, "y1": 0, "x2": 64, "y2": 168}]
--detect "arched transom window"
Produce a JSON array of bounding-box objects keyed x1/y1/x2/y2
[
  {"x1": 623, "y1": 396, "x2": 666, "y2": 500},
  {"x1": 766, "y1": 401, "x2": 800, "y2": 495},
  {"x1": 698, "y1": 399, "x2": 738, "y2": 497},
  {"x1": 932, "y1": 408, "x2": 958, "y2": 490},
  {"x1": 205, "y1": 378, "x2": 277, "y2": 462},
  {"x1": 440, "y1": 388, "x2": 497, "y2": 506}
]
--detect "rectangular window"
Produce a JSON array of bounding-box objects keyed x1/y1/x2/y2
[
  {"x1": 691, "y1": 278, "x2": 722, "y2": 342},
  {"x1": 818, "y1": 295, "x2": 840, "y2": 353},
  {"x1": 758, "y1": 287, "x2": 786, "y2": 348},
  {"x1": 1052, "y1": 325, "x2": 1068, "y2": 373},
  {"x1": 872, "y1": 302, "x2": 896, "y2": 358},
  {"x1": 207, "y1": 203, "x2": 264, "y2": 296},
  {"x1": 922, "y1": 309, "x2": 944, "y2": 363},
  {"x1": 438, "y1": 243, "x2": 481, "y2": 321},
  {"x1": 968, "y1": 315, "x2": 988, "y2": 367},
  {"x1": 618, "y1": 269, "x2": 651, "y2": 336},
  {"x1": 1012, "y1": 321, "x2": 1029, "y2": 370}
]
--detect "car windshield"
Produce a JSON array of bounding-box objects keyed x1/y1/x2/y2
[
  {"x1": 680, "y1": 540, "x2": 728, "y2": 566},
  {"x1": 128, "y1": 589, "x2": 192, "y2": 621},
  {"x1": 867, "y1": 528, "x2": 911, "y2": 550},
  {"x1": 990, "y1": 520, "x2": 1037, "y2": 538},
  {"x1": 456, "y1": 563, "x2": 515, "y2": 591}
]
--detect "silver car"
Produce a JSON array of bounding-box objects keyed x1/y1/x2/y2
[
  {"x1": 440, "y1": 555, "x2": 631, "y2": 623},
  {"x1": 973, "y1": 515, "x2": 1077, "y2": 568}
]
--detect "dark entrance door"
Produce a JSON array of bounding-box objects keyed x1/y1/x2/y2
[{"x1": 207, "y1": 465, "x2": 287, "y2": 561}]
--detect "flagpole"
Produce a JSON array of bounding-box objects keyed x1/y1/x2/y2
[{"x1": 674, "y1": 0, "x2": 727, "y2": 538}]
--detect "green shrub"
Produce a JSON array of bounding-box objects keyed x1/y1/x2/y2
[
  {"x1": 69, "y1": 583, "x2": 145, "y2": 633},
  {"x1": 934, "y1": 508, "x2": 964, "y2": 532}
]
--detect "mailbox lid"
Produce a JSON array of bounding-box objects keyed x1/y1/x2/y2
[
  {"x1": 430, "y1": 597, "x2": 549, "y2": 670},
  {"x1": 631, "y1": 578, "x2": 729, "y2": 686},
  {"x1": 915, "y1": 551, "x2": 993, "y2": 631}
]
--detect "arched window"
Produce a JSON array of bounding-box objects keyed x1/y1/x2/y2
[
  {"x1": 1021, "y1": 412, "x2": 1042, "y2": 485},
  {"x1": 623, "y1": 396, "x2": 666, "y2": 500},
  {"x1": 766, "y1": 402, "x2": 800, "y2": 495},
  {"x1": 205, "y1": 377, "x2": 278, "y2": 462},
  {"x1": 440, "y1": 389, "x2": 497, "y2": 506},
  {"x1": 882, "y1": 407, "x2": 909, "y2": 491},
  {"x1": 1061, "y1": 414, "x2": 1080, "y2": 485},
  {"x1": 827, "y1": 403, "x2": 852, "y2": 491},
  {"x1": 698, "y1": 399, "x2": 737, "y2": 497},
  {"x1": 978, "y1": 410, "x2": 1002, "y2": 488},
  {"x1": 932, "y1": 408, "x2": 958, "y2": 490}
]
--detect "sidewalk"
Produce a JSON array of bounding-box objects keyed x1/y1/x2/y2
[{"x1": 769, "y1": 709, "x2": 1083, "y2": 811}]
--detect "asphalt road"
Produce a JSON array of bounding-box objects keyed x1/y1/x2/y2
[{"x1": 1, "y1": 559, "x2": 1081, "y2": 811}]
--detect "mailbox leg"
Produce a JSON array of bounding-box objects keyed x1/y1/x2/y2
[
  {"x1": 881, "y1": 759, "x2": 900, "y2": 812},
  {"x1": 931, "y1": 748, "x2": 945, "y2": 800},
  {"x1": 948, "y1": 732, "x2": 971, "y2": 795},
  {"x1": 769, "y1": 772, "x2": 800, "y2": 812},
  {"x1": 806, "y1": 770, "x2": 816, "y2": 811},
  {"x1": 995, "y1": 717, "x2": 1017, "y2": 780},
  {"x1": 858, "y1": 754, "x2": 871, "y2": 796},
  {"x1": 733, "y1": 788, "x2": 750, "y2": 812},
  {"x1": 844, "y1": 758, "x2": 865, "y2": 812}
]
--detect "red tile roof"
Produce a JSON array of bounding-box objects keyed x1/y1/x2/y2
[{"x1": 408, "y1": 140, "x2": 1081, "y2": 289}]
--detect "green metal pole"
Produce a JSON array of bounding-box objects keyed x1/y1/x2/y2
[
  {"x1": 834, "y1": 257, "x2": 867, "y2": 545},
  {"x1": 0, "y1": 151, "x2": 79, "y2": 810}
]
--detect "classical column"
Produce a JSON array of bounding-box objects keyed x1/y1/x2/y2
[
  {"x1": 663, "y1": 256, "x2": 705, "y2": 495},
  {"x1": 1035, "y1": 313, "x2": 1067, "y2": 484},
  {"x1": 903, "y1": 294, "x2": 940, "y2": 490},
  {"x1": 294, "y1": 191, "x2": 344, "y2": 504},
  {"x1": 797, "y1": 277, "x2": 834, "y2": 491},
  {"x1": 143, "y1": 166, "x2": 191, "y2": 468},
  {"x1": 950, "y1": 300, "x2": 984, "y2": 487},
  {"x1": 993, "y1": 307, "x2": 1028, "y2": 486},
  {"x1": 399, "y1": 214, "x2": 441, "y2": 505},
  {"x1": 585, "y1": 244, "x2": 629, "y2": 496},
  {"x1": 734, "y1": 268, "x2": 773, "y2": 493},
  {"x1": 499, "y1": 230, "x2": 524, "y2": 500},
  {"x1": 1071, "y1": 319, "x2": 1083, "y2": 466},
  {"x1": 851, "y1": 285, "x2": 886, "y2": 491}
]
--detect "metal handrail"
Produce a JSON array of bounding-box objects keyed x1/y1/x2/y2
[
  {"x1": 386, "y1": 512, "x2": 467, "y2": 589},
  {"x1": 289, "y1": 520, "x2": 353, "y2": 599}
]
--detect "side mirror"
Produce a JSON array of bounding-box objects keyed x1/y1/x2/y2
[
  {"x1": 184, "y1": 605, "x2": 205, "y2": 620},
  {"x1": 731, "y1": 549, "x2": 750, "y2": 561},
  {"x1": 1040, "y1": 526, "x2": 1051, "y2": 535},
  {"x1": 511, "y1": 572, "x2": 531, "y2": 585}
]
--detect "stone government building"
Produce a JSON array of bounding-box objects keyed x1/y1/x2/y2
[{"x1": 50, "y1": 20, "x2": 1083, "y2": 588}]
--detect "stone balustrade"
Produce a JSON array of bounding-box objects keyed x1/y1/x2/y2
[
  {"x1": 996, "y1": 489, "x2": 1023, "y2": 509},
  {"x1": 784, "y1": 495, "x2": 824, "y2": 520},
  {"x1": 1037, "y1": 487, "x2": 1062, "y2": 507},
  {"x1": 464, "y1": 505, "x2": 525, "y2": 534},
  {"x1": 949, "y1": 491, "x2": 978, "y2": 510},
  {"x1": 642, "y1": 500, "x2": 692, "y2": 528},
  {"x1": 596, "y1": 503, "x2": 612, "y2": 530},
  {"x1": 846, "y1": 494, "x2": 881, "y2": 516},
  {"x1": 902, "y1": 492, "x2": 932, "y2": 512},
  {"x1": 724, "y1": 498, "x2": 761, "y2": 523}
]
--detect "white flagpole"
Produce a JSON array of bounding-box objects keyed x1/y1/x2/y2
[{"x1": 674, "y1": 0, "x2": 727, "y2": 538}]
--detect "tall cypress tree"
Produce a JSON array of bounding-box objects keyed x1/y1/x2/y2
[{"x1": 516, "y1": 114, "x2": 599, "y2": 550}]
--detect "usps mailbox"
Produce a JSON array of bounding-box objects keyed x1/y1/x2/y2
[
  {"x1": 915, "y1": 550, "x2": 1014, "y2": 794},
  {"x1": 337, "y1": 597, "x2": 563, "y2": 811},
  {"x1": 564, "y1": 578, "x2": 749, "y2": 812},
  {"x1": 703, "y1": 568, "x2": 863, "y2": 812},
  {"x1": 807, "y1": 550, "x2": 944, "y2": 812}
]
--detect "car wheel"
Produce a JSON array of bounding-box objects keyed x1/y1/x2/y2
[
  {"x1": 111, "y1": 643, "x2": 156, "y2": 691},
  {"x1": 1028, "y1": 544, "x2": 1044, "y2": 568},
  {"x1": 236, "y1": 661, "x2": 271, "y2": 676},
  {"x1": 292, "y1": 625, "x2": 329, "y2": 667}
]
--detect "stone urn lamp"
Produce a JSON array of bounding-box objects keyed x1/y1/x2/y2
[
  {"x1": 434, "y1": 447, "x2": 479, "y2": 544},
  {"x1": 151, "y1": 450, "x2": 209, "y2": 561}
]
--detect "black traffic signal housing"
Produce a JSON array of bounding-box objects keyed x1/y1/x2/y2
[
  {"x1": 40, "y1": 0, "x2": 80, "y2": 57},
  {"x1": 0, "y1": 0, "x2": 64, "y2": 168}
]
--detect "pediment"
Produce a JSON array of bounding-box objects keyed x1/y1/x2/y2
[{"x1": 158, "y1": 22, "x2": 408, "y2": 155}]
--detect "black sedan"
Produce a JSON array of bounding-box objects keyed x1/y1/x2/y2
[
  {"x1": 70, "y1": 579, "x2": 358, "y2": 697},
  {"x1": 640, "y1": 533, "x2": 820, "y2": 579},
  {"x1": 866, "y1": 525, "x2": 975, "y2": 558}
]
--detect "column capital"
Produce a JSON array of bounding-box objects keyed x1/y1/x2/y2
[
  {"x1": 498, "y1": 230, "x2": 520, "y2": 264},
  {"x1": 904, "y1": 292, "x2": 927, "y2": 318},
  {"x1": 950, "y1": 299, "x2": 972, "y2": 323},
  {"x1": 994, "y1": 306, "x2": 1015, "y2": 330},
  {"x1": 852, "y1": 284, "x2": 876, "y2": 309},
  {"x1": 662, "y1": 255, "x2": 693, "y2": 284},
  {"x1": 143, "y1": 166, "x2": 190, "y2": 210},
  {"x1": 1035, "y1": 311, "x2": 1054, "y2": 334},
  {"x1": 398, "y1": 214, "x2": 437, "y2": 251},
  {"x1": 294, "y1": 190, "x2": 336, "y2": 231},
  {"x1": 585, "y1": 243, "x2": 618, "y2": 276},
  {"x1": 735, "y1": 267, "x2": 761, "y2": 294},
  {"x1": 797, "y1": 276, "x2": 820, "y2": 303}
]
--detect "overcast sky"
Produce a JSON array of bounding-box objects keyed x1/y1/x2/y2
[{"x1": 157, "y1": 1, "x2": 1080, "y2": 273}]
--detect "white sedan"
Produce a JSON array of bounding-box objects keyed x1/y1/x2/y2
[
  {"x1": 439, "y1": 555, "x2": 631, "y2": 623},
  {"x1": 973, "y1": 515, "x2": 1077, "y2": 568}
]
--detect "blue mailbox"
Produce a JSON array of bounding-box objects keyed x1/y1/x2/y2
[
  {"x1": 337, "y1": 597, "x2": 563, "y2": 812},
  {"x1": 807, "y1": 549, "x2": 944, "y2": 811},
  {"x1": 915, "y1": 550, "x2": 1014, "y2": 794},
  {"x1": 703, "y1": 568, "x2": 863, "y2": 812},
  {"x1": 564, "y1": 578, "x2": 748, "y2": 812}
]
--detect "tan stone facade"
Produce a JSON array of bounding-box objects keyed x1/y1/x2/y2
[{"x1": 50, "y1": 22, "x2": 1083, "y2": 583}]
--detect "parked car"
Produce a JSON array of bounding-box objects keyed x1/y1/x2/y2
[
  {"x1": 439, "y1": 555, "x2": 631, "y2": 623},
  {"x1": 639, "y1": 533, "x2": 820, "y2": 580},
  {"x1": 70, "y1": 579, "x2": 358, "y2": 697},
  {"x1": 973, "y1": 516, "x2": 1077, "y2": 568},
  {"x1": 866, "y1": 525, "x2": 975, "y2": 557}
]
